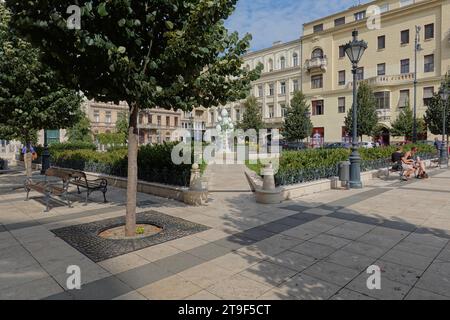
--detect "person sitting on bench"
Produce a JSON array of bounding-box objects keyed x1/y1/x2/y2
[{"x1": 402, "y1": 147, "x2": 428, "y2": 180}]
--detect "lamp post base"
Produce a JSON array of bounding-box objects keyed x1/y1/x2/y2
[
  {"x1": 440, "y1": 143, "x2": 449, "y2": 169},
  {"x1": 41, "y1": 147, "x2": 50, "y2": 175},
  {"x1": 349, "y1": 148, "x2": 363, "y2": 189}
]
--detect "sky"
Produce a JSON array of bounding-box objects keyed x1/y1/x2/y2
[{"x1": 225, "y1": 0, "x2": 371, "y2": 51}]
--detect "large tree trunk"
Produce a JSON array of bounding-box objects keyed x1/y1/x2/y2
[{"x1": 125, "y1": 104, "x2": 139, "y2": 237}]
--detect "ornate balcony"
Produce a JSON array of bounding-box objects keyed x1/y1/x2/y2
[
  {"x1": 376, "y1": 109, "x2": 391, "y2": 122},
  {"x1": 305, "y1": 56, "x2": 328, "y2": 73},
  {"x1": 349, "y1": 73, "x2": 414, "y2": 88}
]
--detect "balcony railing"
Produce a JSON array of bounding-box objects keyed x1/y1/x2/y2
[
  {"x1": 376, "y1": 109, "x2": 391, "y2": 122},
  {"x1": 264, "y1": 117, "x2": 284, "y2": 124},
  {"x1": 349, "y1": 72, "x2": 414, "y2": 88},
  {"x1": 305, "y1": 56, "x2": 328, "y2": 73}
]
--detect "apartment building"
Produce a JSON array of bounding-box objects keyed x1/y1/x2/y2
[{"x1": 219, "y1": 0, "x2": 450, "y2": 143}]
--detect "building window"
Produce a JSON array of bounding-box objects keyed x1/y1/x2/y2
[
  {"x1": 313, "y1": 24, "x2": 323, "y2": 33},
  {"x1": 174, "y1": 117, "x2": 178, "y2": 127},
  {"x1": 400, "y1": 59, "x2": 410, "y2": 74},
  {"x1": 312, "y1": 100, "x2": 324, "y2": 116},
  {"x1": 423, "y1": 87, "x2": 434, "y2": 106},
  {"x1": 157, "y1": 116, "x2": 161, "y2": 126},
  {"x1": 292, "y1": 79, "x2": 299, "y2": 92},
  {"x1": 268, "y1": 59, "x2": 273, "y2": 71},
  {"x1": 258, "y1": 85, "x2": 263, "y2": 97},
  {"x1": 312, "y1": 48, "x2": 324, "y2": 59},
  {"x1": 148, "y1": 114, "x2": 152, "y2": 124},
  {"x1": 399, "y1": 89, "x2": 410, "y2": 108},
  {"x1": 281, "y1": 104, "x2": 287, "y2": 118},
  {"x1": 280, "y1": 56, "x2": 286, "y2": 69},
  {"x1": 424, "y1": 23, "x2": 434, "y2": 40},
  {"x1": 401, "y1": 29, "x2": 410, "y2": 44},
  {"x1": 166, "y1": 116, "x2": 170, "y2": 127},
  {"x1": 268, "y1": 105, "x2": 274, "y2": 118},
  {"x1": 338, "y1": 97, "x2": 346, "y2": 113},
  {"x1": 424, "y1": 54, "x2": 434, "y2": 72},
  {"x1": 268, "y1": 83, "x2": 274, "y2": 96},
  {"x1": 339, "y1": 45, "x2": 345, "y2": 58},
  {"x1": 235, "y1": 109, "x2": 241, "y2": 121},
  {"x1": 94, "y1": 110, "x2": 100, "y2": 123},
  {"x1": 400, "y1": 0, "x2": 414, "y2": 7},
  {"x1": 377, "y1": 63, "x2": 386, "y2": 76},
  {"x1": 356, "y1": 67, "x2": 364, "y2": 81},
  {"x1": 105, "y1": 111, "x2": 112, "y2": 124},
  {"x1": 374, "y1": 92, "x2": 390, "y2": 109},
  {"x1": 334, "y1": 17, "x2": 345, "y2": 27},
  {"x1": 47, "y1": 130, "x2": 60, "y2": 145},
  {"x1": 378, "y1": 35, "x2": 385, "y2": 50},
  {"x1": 138, "y1": 113, "x2": 143, "y2": 124},
  {"x1": 293, "y1": 53, "x2": 299, "y2": 67},
  {"x1": 354, "y1": 11, "x2": 366, "y2": 21},
  {"x1": 311, "y1": 75, "x2": 323, "y2": 89},
  {"x1": 280, "y1": 81, "x2": 286, "y2": 95},
  {"x1": 338, "y1": 70, "x2": 346, "y2": 85}
]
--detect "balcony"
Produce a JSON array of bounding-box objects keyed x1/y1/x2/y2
[
  {"x1": 376, "y1": 109, "x2": 391, "y2": 122},
  {"x1": 305, "y1": 56, "x2": 328, "y2": 73},
  {"x1": 264, "y1": 117, "x2": 284, "y2": 125},
  {"x1": 349, "y1": 73, "x2": 414, "y2": 88}
]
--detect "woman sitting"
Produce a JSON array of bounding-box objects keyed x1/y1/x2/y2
[{"x1": 402, "y1": 147, "x2": 428, "y2": 180}]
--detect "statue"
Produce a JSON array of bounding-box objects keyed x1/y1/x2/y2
[{"x1": 215, "y1": 108, "x2": 234, "y2": 153}]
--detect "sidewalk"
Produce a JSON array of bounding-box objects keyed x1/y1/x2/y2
[{"x1": 0, "y1": 168, "x2": 449, "y2": 300}]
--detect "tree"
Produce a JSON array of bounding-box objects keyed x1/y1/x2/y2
[
  {"x1": 116, "y1": 111, "x2": 129, "y2": 138},
  {"x1": 391, "y1": 103, "x2": 426, "y2": 141},
  {"x1": 424, "y1": 75, "x2": 450, "y2": 141},
  {"x1": 6, "y1": 1, "x2": 261, "y2": 236},
  {"x1": 237, "y1": 96, "x2": 264, "y2": 132},
  {"x1": 66, "y1": 115, "x2": 92, "y2": 143},
  {"x1": 344, "y1": 81, "x2": 378, "y2": 141},
  {"x1": 0, "y1": 4, "x2": 81, "y2": 175},
  {"x1": 282, "y1": 91, "x2": 313, "y2": 142}
]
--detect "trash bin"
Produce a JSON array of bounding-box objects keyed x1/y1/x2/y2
[{"x1": 338, "y1": 161, "x2": 350, "y2": 182}]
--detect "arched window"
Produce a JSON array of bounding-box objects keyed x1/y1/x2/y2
[
  {"x1": 312, "y1": 48, "x2": 324, "y2": 59},
  {"x1": 280, "y1": 56, "x2": 286, "y2": 69},
  {"x1": 268, "y1": 58, "x2": 274, "y2": 71},
  {"x1": 293, "y1": 53, "x2": 299, "y2": 66}
]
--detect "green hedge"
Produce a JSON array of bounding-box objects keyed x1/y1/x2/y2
[
  {"x1": 247, "y1": 144, "x2": 437, "y2": 186},
  {"x1": 50, "y1": 142, "x2": 203, "y2": 187}
]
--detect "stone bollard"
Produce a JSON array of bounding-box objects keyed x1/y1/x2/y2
[
  {"x1": 262, "y1": 162, "x2": 276, "y2": 191},
  {"x1": 183, "y1": 163, "x2": 208, "y2": 206}
]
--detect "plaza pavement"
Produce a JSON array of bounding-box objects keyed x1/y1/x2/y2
[{"x1": 0, "y1": 167, "x2": 450, "y2": 300}]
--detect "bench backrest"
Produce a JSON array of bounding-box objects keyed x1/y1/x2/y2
[{"x1": 46, "y1": 167, "x2": 73, "y2": 182}]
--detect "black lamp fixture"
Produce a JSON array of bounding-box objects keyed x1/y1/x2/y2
[{"x1": 343, "y1": 30, "x2": 368, "y2": 189}]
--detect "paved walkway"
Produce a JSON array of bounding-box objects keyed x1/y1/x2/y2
[
  {"x1": 204, "y1": 164, "x2": 252, "y2": 193},
  {"x1": 1, "y1": 167, "x2": 450, "y2": 300}
]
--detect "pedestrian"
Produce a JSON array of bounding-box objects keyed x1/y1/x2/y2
[{"x1": 434, "y1": 137, "x2": 442, "y2": 152}]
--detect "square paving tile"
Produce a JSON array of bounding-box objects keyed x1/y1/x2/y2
[
  {"x1": 51, "y1": 211, "x2": 209, "y2": 262},
  {"x1": 178, "y1": 262, "x2": 235, "y2": 289},
  {"x1": 405, "y1": 288, "x2": 450, "y2": 300},
  {"x1": 239, "y1": 260, "x2": 298, "y2": 286},
  {"x1": 326, "y1": 250, "x2": 375, "y2": 272},
  {"x1": 290, "y1": 241, "x2": 336, "y2": 259},
  {"x1": 138, "y1": 274, "x2": 203, "y2": 300},
  {"x1": 276, "y1": 274, "x2": 340, "y2": 300},
  {"x1": 375, "y1": 259, "x2": 423, "y2": 286},
  {"x1": 330, "y1": 288, "x2": 376, "y2": 300},
  {"x1": 206, "y1": 274, "x2": 272, "y2": 300},
  {"x1": 345, "y1": 272, "x2": 411, "y2": 300},
  {"x1": 266, "y1": 250, "x2": 317, "y2": 272},
  {"x1": 302, "y1": 261, "x2": 361, "y2": 286}
]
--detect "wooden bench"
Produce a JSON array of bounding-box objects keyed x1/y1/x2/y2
[
  {"x1": 66, "y1": 169, "x2": 108, "y2": 204},
  {"x1": 25, "y1": 167, "x2": 72, "y2": 212}
]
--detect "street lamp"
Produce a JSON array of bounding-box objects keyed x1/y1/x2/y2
[
  {"x1": 343, "y1": 30, "x2": 367, "y2": 189},
  {"x1": 439, "y1": 83, "x2": 449, "y2": 168},
  {"x1": 40, "y1": 129, "x2": 50, "y2": 174},
  {"x1": 413, "y1": 25, "x2": 422, "y2": 143}
]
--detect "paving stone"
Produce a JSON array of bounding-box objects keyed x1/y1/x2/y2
[
  {"x1": 116, "y1": 262, "x2": 172, "y2": 290},
  {"x1": 257, "y1": 288, "x2": 298, "y2": 300},
  {"x1": 341, "y1": 241, "x2": 390, "y2": 259},
  {"x1": 178, "y1": 262, "x2": 235, "y2": 289},
  {"x1": 309, "y1": 234, "x2": 352, "y2": 249},
  {"x1": 392, "y1": 240, "x2": 442, "y2": 259},
  {"x1": 113, "y1": 290, "x2": 147, "y2": 300},
  {"x1": 186, "y1": 243, "x2": 233, "y2": 261},
  {"x1": 0, "y1": 276, "x2": 63, "y2": 300},
  {"x1": 209, "y1": 252, "x2": 262, "y2": 273},
  {"x1": 381, "y1": 248, "x2": 434, "y2": 271},
  {"x1": 153, "y1": 252, "x2": 206, "y2": 274},
  {"x1": 330, "y1": 288, "x2": 376, "y2": 300},
  {"x1": 166, "y1": 236, "x2": 210, "y2": 251},
  {"x1": 138, "y1": 274, "x2": 203, "y2": 300},
  {"x1": 326, "y1": 250, "x2": 375, "y2": 272},
  {"x1": 239, "y1": 260, "x2": 298, "y2": 286},
  {"x1": 303, "y1": 261, "x2": 361, "y2": 286},
  {"x1": 276, "y1": 274, "x2": 340, "y2": 300},
  {"x1": 403, "y1": 232, "x2": 449, "y2": 249},
  {"x1": 290, "y1": 241, "x2": 336, "y2": 259},
  {"x1": 281, "y1": 225, "x2": 322, "y2": 240},
  {"x1": 98, "y1": 253, "x2": 150, "y2": 274},
  {"x1": 134, "y1": 244, "x2": 181, "y2": 262},
  {"x1": 0, "y1": 264, "x2": 49, "y2": 290},
  {"x1": 206, "y1": 274, "x2": 272, "y2": 300},
  {"x1": 326, "y1": 222, "x2": 374, "y2": 240},
  {"x1": 266, "y1": 250, "x2": 316, "y2": 272},
  {"x1": 303, "y1": 208, "x2": 334, "y2": 216},
  {"x1": 374, "y1": 259, "x2": 423, "y2": 286},
  {"x1": 405, "y1": 287, "x2": 450, "y2": 300},
  {"x1": 237, "y1": 234, "x2": 302, "y2": 259},
  {"x1": 345, "y1": 272, "x2": 411, "y2": 300},
  {"x1": 185, "y1": 290, "x2": 222, "y2": 300}
]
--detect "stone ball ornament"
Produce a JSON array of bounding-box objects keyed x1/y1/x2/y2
[{"x1": 221, "y1": 109, "x2": 228, "y2": 117}]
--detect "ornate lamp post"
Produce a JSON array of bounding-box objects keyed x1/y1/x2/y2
[
  {"x1": 216, "y1": 109, "x2": 234, "y2": 152},
  {"x1": 439, "y1": 83, "x2": 449, "y2": 169},
  {"x1": 412, "y1": 26, "x2": 422, "y2": 143},
  {"x1": 343, "y1": 30, "x2": 367, "y2": 189},
  {"x1": 40, "y1": 129, "x2": 50, "y2": 174}
]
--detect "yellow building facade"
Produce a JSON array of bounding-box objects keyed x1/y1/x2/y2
[{"x1": 228, "y1": 0, "x2": 450, "y2": 144}]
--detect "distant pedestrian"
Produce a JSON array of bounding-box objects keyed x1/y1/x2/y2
[{"x1": 434, "y1": 137, "x2": 442, "y2": 152}]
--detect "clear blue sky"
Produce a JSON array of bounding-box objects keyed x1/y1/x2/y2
[{"x1": 225, "y1": 0, "x2": 370, "y2": 51}]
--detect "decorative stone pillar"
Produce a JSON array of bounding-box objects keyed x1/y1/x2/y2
[
  {"x1": 255, "y1": 162, "x2": 282, "y2": 204},
  {"x1": 183, "y1": 163, "x2": 208, "y2": 206}
]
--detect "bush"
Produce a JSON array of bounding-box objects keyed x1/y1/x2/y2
[
  {"x1": 247, "y1": 144, "x2": 437, "y2": 187},
  {"x1": 50, "y1": 142, "x2": 199, "y2": 187}
]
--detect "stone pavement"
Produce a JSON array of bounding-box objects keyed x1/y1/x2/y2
[{"x1": 1, "y1": 168, "x2": 450, "y2": 300}]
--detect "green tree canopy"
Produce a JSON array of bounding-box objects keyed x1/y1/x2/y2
[
  {"x1": 116, "y1": 111, "x2": 129, "y2": 137},
  {"x1": 424, "y1": 75, "x2": 450, "y2": 138},
  {"x1": 66, "y1": 114, "x2": 92, "y2": 143},
  {"x1": 282, "y1": 91, "x2": 313, "y2": 142},
  {"x1": 6, "y1": 0, "x2": 261, "y2": 235},
  {"x1": 237, "y1": 96, "x2": 264, "y2": 132},
  {"x1": 344, "y1": 81, "x2": 378, "y2": 141},
  {"x1": 391, "y1": 103, "x2": 426, "y2": 140},
  {"x1": 0, "y1": 4, "x2": 82, "y2": 147}
]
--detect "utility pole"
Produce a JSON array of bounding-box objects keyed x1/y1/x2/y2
[{"x1": 413, "y1": 25, "x2": 421, "y2": 143}]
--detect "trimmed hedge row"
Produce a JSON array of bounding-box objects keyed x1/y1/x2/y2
[{"x1": 50, "y1": 142, "x2": 199, "y2": 187}]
